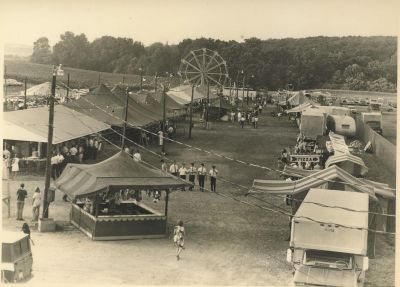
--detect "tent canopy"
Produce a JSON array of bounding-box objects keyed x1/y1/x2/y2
[
  {"x1": 325, "y1": 153, "x2": 368, "y2": 176},
  {"x1": 282, "y1": 165, "x2": 394, "y2": 199},
  {"x1": 55, "y1": 151, "x2": 192, "y2": 199},
  {"x1": 66, "y1": 84, "x2": 164, "y2": 127},
  {"x1": 287, "y1": 91, "x2": 310, "y2": 106},
  {"x1": 251, "y1": 165, "x2": 386, "y2": 200},
  {"x1": 20, "y1": 82, "x2": 88, "y2": 99},
  {"x1": 3, "y1": 105, "x2": 110, "y2": 144},
  {"x1": 167, "y1": 85, "x2": 218, "y2": 105}
]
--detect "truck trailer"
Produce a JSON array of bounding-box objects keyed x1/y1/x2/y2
[
  {"x1": 287, "y1": 188, "x2": 369, "y2": 287},
  {"x1": 361, "y1": 112, "x2": 382, "y2": 135}
]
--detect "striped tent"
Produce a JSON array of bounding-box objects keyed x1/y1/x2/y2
[{"x1": 251, "y1": 165, "x2": 388, "y2": 200}]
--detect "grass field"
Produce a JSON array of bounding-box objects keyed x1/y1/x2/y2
[
  {"x1": 4, "y1": 60, "x2": 178, "y2": 89},
  {"x1": 2, "y1": 106, "x2": 395, "y2": 286}
]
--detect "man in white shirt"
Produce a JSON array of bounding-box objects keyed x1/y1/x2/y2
[
  {"x1": 179, "y1": 163, "x2": 187, "y2": 191},
  {"x1": 209, "y1": 165, "x2": 218, "y2": 192},
  {"x1": 197, "y1": 163, "x2": 207, "y2": 192},
  {"x1": 133, "y1": 150, "x2": 141, "y2": 162},
  {"x1": 169, "y1": 160, "x2": 179, "y2": 177},
  {"x1": 51, "y1": 153, "x2": 59, "y2": 179}
]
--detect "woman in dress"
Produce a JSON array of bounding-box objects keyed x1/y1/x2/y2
[
  {"x1": 173, "y1": 220, "x2": 185, "y2": 260},
  {"x1": 11, "y1": 154, "x2": 20, "y2": 178}
]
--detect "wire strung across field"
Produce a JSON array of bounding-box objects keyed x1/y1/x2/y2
[{"x1": 56, "y1": 80, "x2": 397, "y2": 222}]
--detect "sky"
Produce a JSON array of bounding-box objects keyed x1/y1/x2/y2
[{"x1": 0, "y1": 0, "x2": 399, "y2": 47}]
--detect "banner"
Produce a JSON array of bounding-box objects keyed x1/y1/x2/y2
[{"x1": 290, "y1": 154, "x2": 320, "y2": 163}]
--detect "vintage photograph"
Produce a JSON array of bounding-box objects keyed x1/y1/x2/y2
[{"x1": 1, "y1": 0, "x2": 398, "y2": 285}]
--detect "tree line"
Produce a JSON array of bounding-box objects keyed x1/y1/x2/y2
[{"x1": 31, "y1": 32, "x2": 397, "y2": 92}]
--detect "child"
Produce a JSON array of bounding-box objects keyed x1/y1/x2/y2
[{"x1": 173, "y1": 220, "x2": 185, "y2": 260}]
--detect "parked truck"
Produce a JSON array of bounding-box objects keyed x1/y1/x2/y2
[
  {"x1": 361, "y1": 112, "x2": 382, "y2": 135},
  {"x1": 287, "y1": 188, "x2": 369, "y2": 287}
]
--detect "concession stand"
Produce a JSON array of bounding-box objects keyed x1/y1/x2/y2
[{"x1": 55, "y1": 151, "x2": 191, "y2": 240}]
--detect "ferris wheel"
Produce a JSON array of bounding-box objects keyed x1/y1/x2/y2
[{"x1": 178, "y1": 48, "x2": 229, "y2": 87}]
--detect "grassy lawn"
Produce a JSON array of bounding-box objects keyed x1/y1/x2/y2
[{"x1": 2, "y1": 105, "x2": 395, "y2": 286}]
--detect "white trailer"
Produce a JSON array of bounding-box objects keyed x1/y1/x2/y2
[{"x1": 287, "y1": 188, "x2": 369, "y2": 287}]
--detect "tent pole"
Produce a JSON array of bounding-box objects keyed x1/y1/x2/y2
[
  {"x1": 161, "y1": 85, "x2": 166, "y2": 155},
  {"x1": 188, "y1": 84, "x2": 194, "y2": 139},
  {"x1": 164, "y1": 189, "x2": 169, "y2": 218},
  {"x1": 121, "y1": 87, "x2": 129, "y2": 150}
]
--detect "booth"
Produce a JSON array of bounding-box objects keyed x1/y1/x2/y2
[{"x1": 55, "y1": 151, "x2": 191, "y2": 240}]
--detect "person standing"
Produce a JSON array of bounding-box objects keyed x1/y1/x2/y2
[
  {"x1": 237, "y1": 111, "x2": 241, "y2": 123},
  {"x1": 254, "y1": 114, "x2": 258, "y2": 128},
  {"x1": 209, "y1": 165, "x2": 218, "y2": 192},
  {"x1": 11, "y1": 154, "x2": 20, "y2": 179},
  {"x1": 169, "y1": 160, "x2": 179, "y2": 177},
  {"x1": 16, "y1": 183, "x2": 27, "y2": 220},
  {"x1": 197, "y1": 163, "x2": 207, "y2": 192},
  {"x1": 133, "y1": 150, "x2": 142, "y2": 162},
  {"x1": 240, "y1": 114, "x2": 245, "y2": 128},
  {"x1": 188, "y1": 163, "x2": 196, "y2": 191},
  {"x1": 230, "y1": 110, "x2": 235, "y2": 123},
  {"x1": 160, "y1": 159, "x2": 168, "y2": 172},
  {"x1": 173, "y1": 220, "x2": 185, "y2": 261},
  {"x1": 179, "y1": 163, "x2": 188, "y2": 191},
  {"x1": 32, "y1": 187, "x2": 41, "y2": 222}
]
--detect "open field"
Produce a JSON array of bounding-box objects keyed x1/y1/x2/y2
[
  {"x1": 2, "y1": 106, "x2": 395, "y2": 286},
  {"x1": 4, "y1": 60, "x2": 178, "y2": 89}
]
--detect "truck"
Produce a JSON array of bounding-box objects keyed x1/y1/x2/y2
[
  {"x1": 300, "y1": 110, "x2": 326, "y2": 140},
  {"x1": 361, "y1": 112, "x2": 382, "y2": 135},
  {"x1": 1, "y1": 232, "x2": 33, "y2": 283},
  {"x1": 287, "y1": 189, "x2": 369, "y2": 287}
]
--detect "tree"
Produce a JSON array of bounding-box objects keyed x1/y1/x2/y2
[
  {"x1": 53, "y1": 32, "x2": 91, "y2": 68},
  {"x1": 31, "y1": 37, "x2": 52, "y2": 64}
]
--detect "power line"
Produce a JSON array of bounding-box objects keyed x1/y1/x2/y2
[
  {"x1": 96, "y1": 127, "x2": 396, "y2": 235},
  {"x1": 58, "y1": 84, "x2": 396, "y2": 219}
]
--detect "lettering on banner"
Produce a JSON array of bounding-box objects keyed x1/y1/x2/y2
[{"x1": 290, "y1": 155, "x2": 321, "y2": 163}]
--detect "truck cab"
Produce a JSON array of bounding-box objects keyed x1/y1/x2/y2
[
  {"x1": 1, "y1": 232, "x2": 33, "y2": 283},
  {"x1": 286, "y1": 189, "x2": 369, "y2": 287}
]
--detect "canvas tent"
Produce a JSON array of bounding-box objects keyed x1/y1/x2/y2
[
  {"x1": 325, "y1": 153, "x2": 368, "y2": 176},
  {"x1": 66, "y1": 84, "x2": 164, "y2": 127},
  {"x1": 56, "y1": 151, "x2": 190, "y2": 199},
  {"x1": 287, "y1": 91, "x2": 310, "y2": 107},
  {"x1": 55, "y1": 151, "x2": 192, "y2": 240},
  {"x1": 167, "y1": 85, "x2": 218, "y2": 105},
  {"x1": 3, "y1": 105, "x2": 110, "y2": 144},
  {"x1": 20, "y1": 82, "x2": 88, "y2": 100},
  {"x1": 250, "y1": 165, "x2": 396, "y2": 200}
]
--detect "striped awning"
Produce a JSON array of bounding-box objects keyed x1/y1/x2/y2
[{"x1": 251, "y1": 165, "x2": 382, "y2": 200}]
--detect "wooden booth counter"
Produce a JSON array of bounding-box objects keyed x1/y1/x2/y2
[{"x1": 56, "y1": 151, "x2": 191, "y2": 240}]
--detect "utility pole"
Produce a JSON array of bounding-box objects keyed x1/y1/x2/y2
[
  {"x1": 66, "y1": 73, "x2": 70, "y2": 103},
  {"x1": 121, "y1": 87, "x2": 129, "y2": 150},
  {"x1": 205, "y1": 82, "x2": 210, "y2": 128},
  {"x1": 242, "y1": 73, "x2": 245, "y2": 108},
  {"x1": 24, "y1": 77, "x2": 27, "y2": 109},
  {"x1": 139, "y1": 67, "x2": 143, "y2": 91},
  {"x1": 154, "y1": 73, "x2": 158, "y2": 94},
  {"x1": 246, "y1": 86, "x2": 249, "y2": 106},
  {"x1": 161, "y1": 85, "x2": 166, "y2": 155},
  {"x1": 188, "y1": 84, "x2": 195, "y2": 139},
  {"x1": 98, "y1": 73, "x2": 101, "y2": 85},
  {"x1": 235, "y1": 70, "x2": 240, "y2": 106},
  {"x1": 43, "y1": 65, "x2": 63, "y2": 219},
  {"x1": 4, "y1": 64, "x2": 7, "y2": 111}
]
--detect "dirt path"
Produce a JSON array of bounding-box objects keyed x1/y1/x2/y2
[{"x1": 2, "y1": 106, "x2": 394, "y2": 285}]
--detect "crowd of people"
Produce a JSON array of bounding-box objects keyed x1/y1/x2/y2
[
  {"x1": 162, "y1": 160, "x2": 219, "y2": 192},
  {"x1": 230, "y1": 103, "x2": 264, "y2": 129}
]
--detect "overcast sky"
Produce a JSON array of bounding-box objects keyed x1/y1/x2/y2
[{"x1": 0, "y1": 0, "x2": 398, "y2": 46}]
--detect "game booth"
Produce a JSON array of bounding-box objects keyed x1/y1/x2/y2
[{"x1": 55, "y1": 151, "x2": 191, "y2": 240}]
